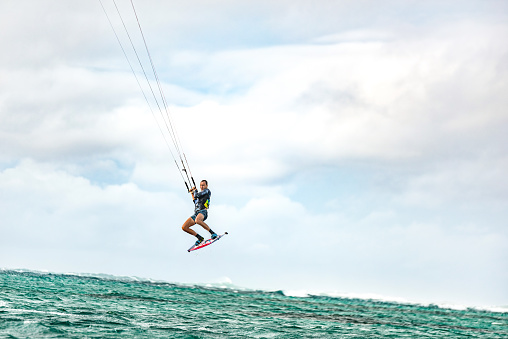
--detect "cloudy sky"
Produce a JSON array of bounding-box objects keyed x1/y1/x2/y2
[{"x1": 1, "y1": 0, "x2": 507, "y2": 307}]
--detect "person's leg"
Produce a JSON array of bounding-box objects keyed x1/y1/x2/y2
[
  {"x1": 195, "y1": 211, "x2": 217, "y2": 239},
  {"x1": 195, "y1": 213, "x2": 210, "y2": 232},
  {"x1": 182, "y1": 217, "x2": 198, "y2": 236}
]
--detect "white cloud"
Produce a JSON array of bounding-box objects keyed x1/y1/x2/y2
[
  {"x1": 0, "y1": 159, "x2": 183, "y2": 246},
  {"x1": 168, "y1": 20, "x2": 508, "y2": 202}
]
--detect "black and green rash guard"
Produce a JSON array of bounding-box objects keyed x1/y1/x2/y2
[{"x1": 193, "y1": 188, "x2": 211, "y2": 212}]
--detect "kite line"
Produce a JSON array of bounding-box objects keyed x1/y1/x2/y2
[{"x1": 99, "y1": 0, "x2": 196, "y2": 190}]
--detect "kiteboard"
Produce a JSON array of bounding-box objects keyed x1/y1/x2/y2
[{"x1": 187, "y1": 232, "x2": 228, "y2": 252}]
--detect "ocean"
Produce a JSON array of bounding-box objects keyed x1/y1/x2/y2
[{"x1": 1, "y1": 269, "x2": 506, "y2": 338}]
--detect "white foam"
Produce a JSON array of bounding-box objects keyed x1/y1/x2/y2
[
  {"x1": 473, "y1": 305, "x2": 508, "y2": 313},
  {"x1": 283, "y1": 290, "x2": 310, "y2": 298},
  {"x1": 202, "y1": 277, "x2": 250, "y2": 291}
]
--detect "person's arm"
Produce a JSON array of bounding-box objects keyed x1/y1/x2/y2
[{"x1": 189, "y1": 187, "x2": 197, "y2": 200}]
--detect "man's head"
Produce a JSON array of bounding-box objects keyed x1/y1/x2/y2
[{"x1": 200, "y1": 180, "x2": 208, "y2": 190}]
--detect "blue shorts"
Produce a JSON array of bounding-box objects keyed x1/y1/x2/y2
[{"x1": 191, "y1": 209, "x2": 208, "y2": 222}]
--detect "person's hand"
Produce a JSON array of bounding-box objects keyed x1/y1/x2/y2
[{"x1": 189, "y1": 187, "x2": 196, "y2": 193}]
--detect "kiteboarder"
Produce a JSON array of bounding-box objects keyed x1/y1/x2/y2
[
  {"x1": 100, "y1": 2, "x2": 224, "y2": 251},
  {"x1": 182, "y1": 180, "x2": 217, "y2": 246}
]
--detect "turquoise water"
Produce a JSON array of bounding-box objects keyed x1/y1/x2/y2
[{"x1": 1, "y1": 270, "x2": 507, "y2": 338}]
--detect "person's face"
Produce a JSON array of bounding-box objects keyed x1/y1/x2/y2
[{"x1": 200, "y1": 181, "x2": 207, "y2": 191}]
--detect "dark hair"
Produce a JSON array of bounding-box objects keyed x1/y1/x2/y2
[{"x1": 201, "y1": 179, "x2": 208, "y2": 185}]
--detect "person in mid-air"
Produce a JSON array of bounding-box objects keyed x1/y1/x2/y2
[{"x1": 182, "y1": 179, "x2": 217, "y2": 246}]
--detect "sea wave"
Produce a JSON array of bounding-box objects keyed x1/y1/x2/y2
[
  {"x1": 2, "y1": 267, "x2": 506, "y2": 314},
  {"x1": 280, "y1": 289, "x2": 508, "y2": 314},
  {"x1": 1, "y1": 267, "x2": 163, "y2": 284}
]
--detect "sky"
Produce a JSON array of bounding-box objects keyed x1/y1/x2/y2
[{"x1": 1, "y1": 0, "x2": 507, "y2": 307}]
